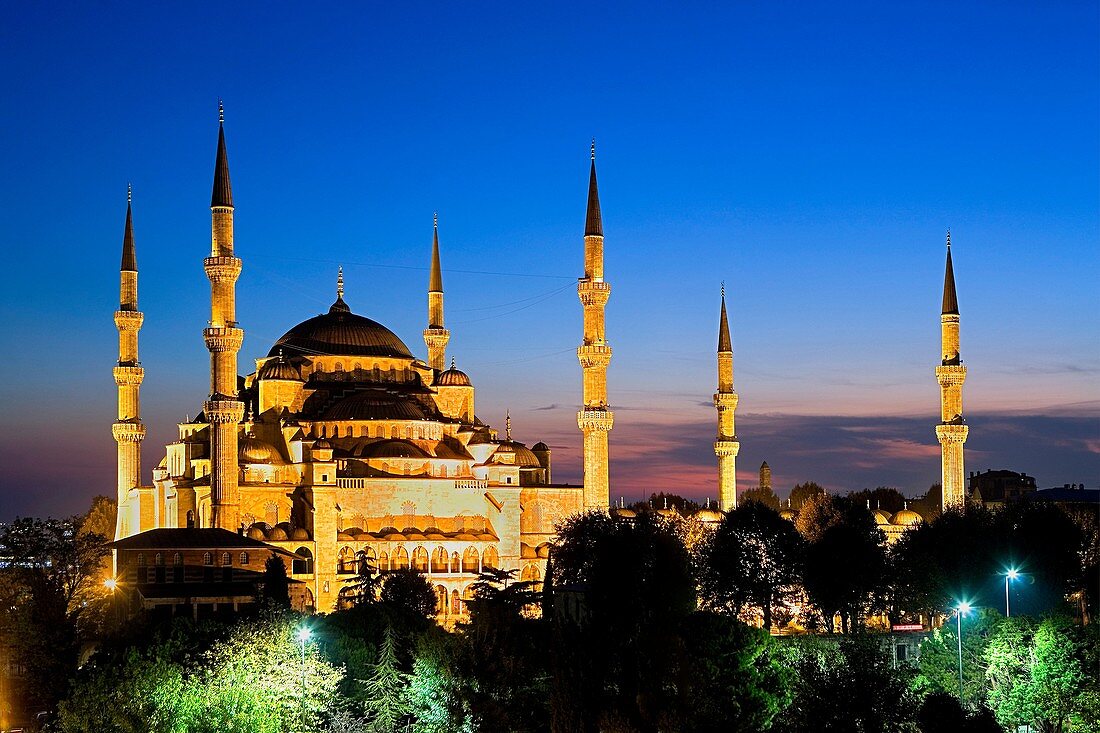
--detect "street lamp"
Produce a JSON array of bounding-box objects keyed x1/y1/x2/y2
[
  {"x1": 954, "y1": 602, "x2": 972, "y2": 701},
  {"x1": 1003, "y1": 569, "x2": 1020, "y2": 617},
  {"x1": 297, "y1": 626, "x2": 311, "y2": 730}
]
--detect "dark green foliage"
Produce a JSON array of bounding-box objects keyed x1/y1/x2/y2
[
  {"x1": 262, "y1": 553, "x2": 291, "y2": 607},
  {"x1": 380, "y1": 567, "x2": 437, "y2": 619},
  {"x1": 362, "y1": 624, "x2": 410, "y2": 732},
  {"x1": 701, "y1": 502, "x2": 804, "y2": 629},
  {"x1": 788, "y1": 481, "x2": 827, "y2": 510},
  {"x1": 343, "y1": 553, "x2": 381, "y2": 606},
  {"x1": 847, "y1": 487, "x2": 908, "y2": 514},
  {"x1": 776, "y1": 635, "x2": 917, "y2": 733},
  {"x1": 740, "y1": 484, "x2": 781, "y2": 509},
  {"x1": 917, "y1": 692, "x2": 1004, "y2": 733}
]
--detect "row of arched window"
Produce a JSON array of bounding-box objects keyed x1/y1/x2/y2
[
  {"x1": 314, "y1": 422, "x2": 440, "y2": 440},
  {"x1": 334, "y1": 545, "x2": 498, "y2": 576},
  {"x1": 134, "y1": 551, "x2": 249, "y2": 567}
]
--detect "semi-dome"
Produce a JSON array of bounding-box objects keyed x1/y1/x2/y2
[
  {"x1": 893, "y1": 509, "x2": 923, "y2": 526},
  {"x1": 268, "y1": 299, "x2": 413, "y2": 359},
  {"x1": 258, "y1": 356, "x2": 302, "y2": 381},
  {"x1": 359, "y1": 439, "x2": 431, "y2": 459},
  {"x1": 694, "y1": 508, "x2": 724, "y2": 524},
  {"x1": 491, "y1": 441, "x2": 542, "y2": 467},
  {"x1": 436, "y1": 366, "x2": 472, "y2": 387},
  {"x1": 322, "y1": 390, "x2": 428, "y2": 421},
  {"x1": 872, "y1": 509, "x2": 893, "y2": 525},
  {"x1": 239, "y1": 436, "x2": 285, "y2": 464}
]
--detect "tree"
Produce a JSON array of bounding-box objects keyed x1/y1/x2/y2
[
  {"x1": 363, "y1": 624, "x2": 411, "y2": 733},
  {"x1": 847, "y1": 487, "x2": 907, "y2": 514},
  {"x1": 800, "y1": 496, "x2": 889, "y2": 632},
  {"x1": 915, "y1": 607, "x2": 1001, "y2": 705},
  {"x1": 740, "y1": 485, "x2": 781, "y2": 510},
  {"x1": 702, "y1": 501, "x2": 804, "y2": 630},
  {"x1": 261, "y1": 553, "x2": 290, "y2": 607},
  {"x1": 788, "y1": 482, "x2": 826, "y2": 510},
  {"x1": 380, "y1": 568, "x2": 437, "y2": 618},
  {"x1": 777, "y1": 635, "x2": 918, "y2": 733},
  {"x1": 344, "y1": 553, "x2": 381, "y2": 607}
]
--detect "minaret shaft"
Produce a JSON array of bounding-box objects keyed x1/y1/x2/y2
[
  {"x1": 204, "y1": 114, "x2": 244, "y2": 531},
  {"x1": 936, "y1": 239, "x2": 968, "y2": 511},
  {"x1": 577, "y1": 150, "x2": 613, "y2": 509},
  {"x1": 114, "y1": 197, "x2": 145, "y2": 540},
  {"x1": 714, "y1": 293, "x2": 739, "y2": 511}
]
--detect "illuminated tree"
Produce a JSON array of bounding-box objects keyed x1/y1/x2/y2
[{"x1": 362, "y1": 624, "x2": 411, "y2": 733}]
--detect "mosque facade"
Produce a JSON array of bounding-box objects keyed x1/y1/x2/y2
[{"x1": 113, "y1": 113, "x2": 612, "y2": 614}]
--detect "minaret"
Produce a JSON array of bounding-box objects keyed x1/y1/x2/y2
[
  {"x1": 577, "y1": 141, "x2": 614, "y2": 510},
  {"x1": 935, "y1": 232, "x2": 968, "y2": 511},
  {"x1": 714, "y1": 286, "x2": 740, "y2": 510},
  {"x1": 113, "y1": 186, "x2": 146, "y2": 539},
  {"x1": 203, "y1": 102, "x2": 246, "y2": 531},
  {"x1": 424, "y1": 213, "x2": 450, "y2": 372},
  {"x1": 760, "y1": 461, "x2": 772, "y2": 493}
]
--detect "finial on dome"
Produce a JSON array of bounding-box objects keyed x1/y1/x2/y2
[
  {"x1": 450, "y1": 356, "x2": 456, "y2": 369},
  {"x1": 505, "y1": 410, "x2": 512, "y2": 441}
]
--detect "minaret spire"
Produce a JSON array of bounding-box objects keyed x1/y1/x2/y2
[
  {"x1": 424, "y1": 213, "x2": 450, "y2": 371},
  {"x1": 714, "y1": 286, "x2": 740, "y2": 510},
  {"x1": 203, "y1": 103, "x2": 245, "y2": 531},
  {"x1": 113, "y1": 188, "x2": 146, "y2": 540},
  {"x1": 577, "y1": 142, "x2": 614, "y2": 509},
  {"x1": 935, "y1": 232, "x2": 968, "y2": 510}
]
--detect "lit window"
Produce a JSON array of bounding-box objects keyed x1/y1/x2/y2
[
  {"x1": 240, "y1": 552, "x2": 249, "y2": 565},
  {"x1": 203, "y1": 552, "x2": 213, "y2": 566},
  {"x1": 222, "y1": 552, "x2": 232, "y2": 566}
]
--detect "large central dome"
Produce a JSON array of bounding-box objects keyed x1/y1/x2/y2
[{"x1": 268, "y1": 296, "x2": 414, "y2": 359}]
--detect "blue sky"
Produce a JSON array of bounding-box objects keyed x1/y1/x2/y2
[{"x1": 0, "y1": 2, "x2": 1097, "y2": 518}]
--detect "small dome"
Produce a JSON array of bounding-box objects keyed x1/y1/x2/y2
[
  {"x1": 337, "y1": 531, "x2": 354, "y2": 541},
  {"x1": 258, "y1": 357, "x2": 302, "y2": 381},
  {"x1": 656, "y1": 508, "x2": 678, "y2": 519},
  {"x1": 436, "y1": 367, "x2": 472, "y2": 387},
  {"x1": 779, "y1": 510, "x2": 797, "y2": 521},
  {"x1": 610, "y1": 506, "x2": 637, "y2": 519},
  {"x1": 694, "y1": 509, "x2": 724, "y2": 524},
  {"x1": 532, "y1": 441, "x2": 550, "y2": 452},
  {"x1": 239, "y1": 436, "x2": 285, "y2": 464},
  {"x1": 291, "y1": 527, "x2": 309, "y2": 541},
  {"x1": 872, "y1": 509, "x2": 893, "y2": 525},
  {"x1": 893, "y1": 509, "x2": 923, "y2": 526},
  {"x1": 268, "y1": 527, "x2": 289, "y2": 541},
  {"x1": 313, "y1": 438, "x2": 333, "y2": 451},
  {"x1": 247, "y1": 526, "x2": 267, "y2": 540}
]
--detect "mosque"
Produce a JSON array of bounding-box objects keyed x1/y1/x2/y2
[{"x1": 111, "y1": 109, "x2": 968, "y2": 615}]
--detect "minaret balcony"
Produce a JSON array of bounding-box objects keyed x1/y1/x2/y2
[
  {"x1": 577, "y1": 344, "x2": 612, "y2": 368},
  {"x1": 204, "y1": 398, "x2": 245, "y2": 423},
  {"x1": 714, "y1": 439, "x2": 740, "y2": 457},
  {"x1": 113, "y1": 365, "x2": 145, "y2": 386},
  {"x1": 713, "y1": 392, "x2": 739, "y2": 409},
  {"x1": 204, "y1": 256, "x2": 243, "y2": 283},
  {"x1": 578, "y1": 280, "x2": 611, "y2": 306},
  {"x1": 204, "y1": 326, "x2": 245, "y2": 353},
  {"x1": 935, "y1": 424, "x2": 969, "y2": 444},
  {"x1": 114, "y1": 310, "x2": 144, "y2": 331},
  {"x1": 112, "y1": 421, "x2": 147, "y2": 442},
  {"x1": 577, "y1": 408, "x2": 614, "y2": 432},
  {"x1": 935, "y1": 364, "x2": 967, "y2": 387}
]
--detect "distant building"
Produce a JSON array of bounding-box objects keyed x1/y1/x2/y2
[
  {"x1": 967, "y1": 469, "x2": 1037, "y2": 508},
  {"x1": 1031, "y1": 483, "x2": 1100, "y2": 508}
]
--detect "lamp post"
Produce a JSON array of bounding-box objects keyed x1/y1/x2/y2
[
  {"x1": 1004, "y1": 569, "x2": 1019, "y2": 617},
  {"x1": 297, "y1": 626, "x2": 311, "y2": 731},
  {"x1": 955, "y1": 602, "x2": 972, "y2": 701}
]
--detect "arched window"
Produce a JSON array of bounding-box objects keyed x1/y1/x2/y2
[
  {"x1": 435, "y1": 585, "x2": 448, "y2": 615},
  {"x1": 412, "y1": 546, "x2": 428, "y2": 572},
  {"x1": 521, "y1": 564, "x2": 542, "y2": 583},
  {"x1": 136, "y1": 553, "x2": 146, "y2": 566},
  {"x1": 377, "y1": 550, "x2": 389, "y2": 573},
  {"x1": 173, "y1": 552, "x2": 183, "y2": 565},
  {"x1": 292, "y1": 547, "x2": 314, "y2": 575},
  {"x1": 451, "y1": 589, "x2": 462, "y2": 616},
  {"x1": 482, "y1": 546, "x2": 499, "y2": 570},
  {"x1": 221, "y1": 552, "x2": 232, "y2": 566},
  {"x1": 462, "y1": 547, "x2": 479, "y2": 574},
  {"x1": 155, "y1": 552, "x2": 164, "y2": 566},
  {"x1": 203, "y1": 552, "x2": 213, "y2": 566},
  {"x1": 392, "y1": 546, "x2": 409, "y2": 571},
  {"x1": 338, "y1": 546, "x2": 355, "y2": 575},
  {"x1": 433, "y1": 546, "x2": 448, "y2": 573},
  {"x1": 239, "y1": 552, "x2": 249, "y2": 566},
  {"x1": 451, "y1": 551, "x2": 461, "y2": 573}
]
